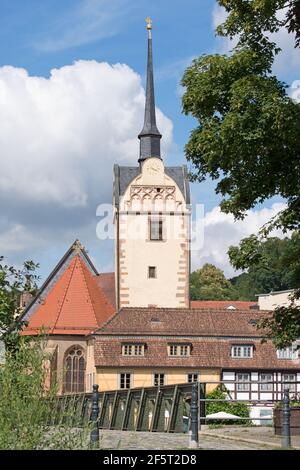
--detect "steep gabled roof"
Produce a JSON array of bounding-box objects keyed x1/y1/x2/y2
[{"x1": 21, "y1": 241, "x2": 114, "y2": 336}]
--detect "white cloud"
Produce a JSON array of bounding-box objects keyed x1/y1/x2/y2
[
  {"x1": 0, "y1": 224, "x2": 36, "y2": 254},
  {"x1": 291, "y1": 80, "x2": 300, "y2": 102},
  {"x1": 0, "y1": 60, "x2": 172, "y2": 210},
  {"x1": 0, "y1": 60, "x2": 173, "y2": 264},
  {"x1": 211, "y1": 5, "x2": 237, "y2": 53},
  {"x1": 192, "y1": 202, "x2": 287, "y2": 278},
  {"x1": 212, "y1": 4, "x2": 228, "y2": 31},
  {"x1": 269, "y1": 9, "x2": 300, "y2": 78}
]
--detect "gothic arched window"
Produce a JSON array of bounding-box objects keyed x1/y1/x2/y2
[{"x1": 64, "y1": 345, "x2": 85, "y2": 393}]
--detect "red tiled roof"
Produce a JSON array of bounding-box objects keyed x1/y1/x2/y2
[
  {"x1": 95, "y1": 307, "x2": 270, "y2": 337},
  {"x1": 191, "y1": 300, "x2": 257, "y2": 310},
  {"x1": 22, "y1": 255, "x2": 114, "y2": 336},
  {"x1": 94, "y1": 307, "x2": 297, "y2": 370},
  {"x1": 94, "y1": 336, "x2": 298, "y2": 370},
  {"x1": 95, "y1": 273, "x2": 115, "y2": 310}
]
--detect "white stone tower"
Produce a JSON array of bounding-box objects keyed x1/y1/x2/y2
[{"x1": 113, "y1": 18, "x2": 191, "y2": 309}]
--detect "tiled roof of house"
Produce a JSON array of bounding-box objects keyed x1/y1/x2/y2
[
  {"x1": 95, "y1": 307, "x2": 270, "y2": 337},
  {"x1": 22, "y1": 255, "x2": 114, "y2": 336},
  {"x1": 190, "y1": 300, "x2": 257, "y2": 310},
  {"x1": 93, "y1": 308, "x2": 298, "y2": 369},
  {"x1": 94, "y1": 336, "x2": 298, "y2": 370}
]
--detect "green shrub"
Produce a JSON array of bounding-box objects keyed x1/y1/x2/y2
[
  {"x1": 0, "y1": 337, "x2": 90, "y2": 449},
  {"x1": 205, "y1": 386, "x2": 249, "y2": 425}
]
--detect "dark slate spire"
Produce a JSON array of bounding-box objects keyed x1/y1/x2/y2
[{"x1": 138, "y1": 17, "x2": 162, "y2": 164}]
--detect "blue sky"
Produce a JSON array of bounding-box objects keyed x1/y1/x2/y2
[
  {"x1": 0, "y1": 0, "x2": 215, "y2": 169},
  {"x1": 0, "y1": 0, "x2": 298, "y2": 282}
]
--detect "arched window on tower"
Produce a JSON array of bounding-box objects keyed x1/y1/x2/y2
[{"x1": 63, "y1": 345, "x2": 85, "y2": 393}]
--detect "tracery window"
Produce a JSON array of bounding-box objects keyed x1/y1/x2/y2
[{"x1": 64, "y1": 345, "x2": 85, "y2": 393}]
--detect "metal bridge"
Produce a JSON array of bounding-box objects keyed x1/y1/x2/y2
[
  {"x1": 49, "y1": 380, "x2": 297, "y2": 449},
  {"x1": 49, "y1": 382, "x2": 204, "y2": 433}
]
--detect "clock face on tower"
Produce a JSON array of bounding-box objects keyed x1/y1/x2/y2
[{"x1": 145, "y1": 160, "x2": 160, "y2": 175}]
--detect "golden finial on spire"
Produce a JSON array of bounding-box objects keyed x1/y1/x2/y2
[
  {"x1": 145, "y1": 17, "x2": 152, "y2": 30},
  {"x1": 145, "y1": 17, "x2": 152, "y2": 38}
]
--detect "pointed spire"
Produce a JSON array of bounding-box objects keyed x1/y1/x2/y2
[{"x1": 138, "y1": 17, "x2": 162, "y2": 164}]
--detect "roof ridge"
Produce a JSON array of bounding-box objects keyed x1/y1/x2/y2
[
  {"x1": 83, "y1": 261, "x2": 114, "y2": 326},
  {"x1": 76, "y1": 256, "x2": 99, "y2": 327},
  {"x1": 81, "y1": 261, "x2": 115, "y2": 328},
  {"x1": 52, "y1": 256, "x2": 77, "y2": 332}
]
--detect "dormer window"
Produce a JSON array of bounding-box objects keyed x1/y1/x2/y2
[
  {"x1": 122, "y1": 344, "x2": 145, "y2": 356},
  {"x1": 277, "y1": 347, "x2": 299, "y2": 360},
  {"x1": 231, "y1": 345, "x2": 253, "y2": 358},
  {"x1": 168, "y1": 344, "x2": 191, "y2": 357}
]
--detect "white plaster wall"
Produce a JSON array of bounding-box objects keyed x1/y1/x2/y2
[
  {"x1": 116, "y1": 158, "x2": 191, "y2": 308},
  {"x1": 258, "y1": 291, "x2": 300, "y2": 310},
  {"x1": 250, "y1": 406, "x2": 273, "y2": 426}
]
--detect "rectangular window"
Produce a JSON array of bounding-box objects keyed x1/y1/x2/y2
[
  {"x1": 236, "y1": 373, "x2": 250, "y2": 391},
  {"x1": 168, "y1": 344, "x2": 191, "y2": 357},
  {"x1": 259, "y1": 373, "x2": 273, "y2": 392},
  {"x1": 150, "y1": 219, "x2": 163, "y2": 241},
  {"x1": 277, "y1": 347, "x2": 299, "y2": 360},
  {"x1": 188, "y1": 373, "x2": 198, "y2": 383},
  {"x1": 122, "y1": 344, "x2": 144, "y2": 356},
  {"x1": 120, "y1": 373, "x2": 131, "y2": 389},
  {"x1": 180, "y1": 345, "x2": 190, "y2": 356},
  {"x1": 148, "y1": 266, "x2": 157, "y2": 278},
  {"x1": 154, "y1": 373, "x2": 165, "y2": 387},
  {"x1": 231, "y1": 345, "x2": 253, "y2": 358},
  {"x1": 282, "y1": 374, "x2": 296, "y2": 393}
]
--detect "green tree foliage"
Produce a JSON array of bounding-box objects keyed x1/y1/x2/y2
[
  {"x1": 0, "y1": 256, "x2": 39, "y2": 351},
  {"x1": 0, "y1": 337, "x2": 90, "y2": 450},
  {"x1": 190, "y1": 263, "x2": 238, "y2": 300},
  {"x1": 0, "y1": 337, "x2": 53, "y2": 449},
  {"x1": 230, "y1": 232, "x2": 300, "y2": 347},
  {"x1": 229, "y1": 233, "x2": 300, "y2": 300},
  {"x1": 217, "y1": 1, "x2": 300, "y2": 50},
  {"x1": 206, "y1": 386, "x2": 249, "y2": 425},
  {"x1": 181, "y1": 51, "x2": 300, "y2": 230},
  {"x1": 182, "y1": 1, "x2": 300, "y2": 346}
]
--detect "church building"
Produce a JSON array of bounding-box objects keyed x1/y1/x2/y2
[{"x1": 20, "y1": 20, "x2": 300, "y2": 401}]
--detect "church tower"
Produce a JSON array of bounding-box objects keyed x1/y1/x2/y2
[{"x1": 113, "y1": 18, "x2": 191, "y2": 309}]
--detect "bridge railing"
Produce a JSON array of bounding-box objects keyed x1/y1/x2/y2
[
  {"x1": 49, "y1": 379, "x2": 299, "y2": 448},
  {"x1": 49, "y1": 382, "x2": 199, "y2": 433}
]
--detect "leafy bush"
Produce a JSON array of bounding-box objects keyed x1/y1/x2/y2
[
  {"x1": 0, "y1": 337, "x2": 91, "y2": 449},
  {"x1": 205, "y1": 387, "x2": 249, "y2": 425},
  {"x1": 274, "y1": 392, "x2": 300, "y2": 409}
]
